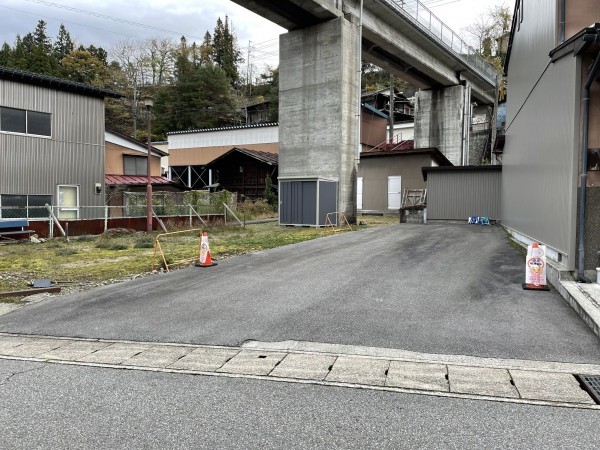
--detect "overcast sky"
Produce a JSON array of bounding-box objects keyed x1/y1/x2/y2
[{"x1": 0, "y1": 0, "x2": 509, "y2": 70}]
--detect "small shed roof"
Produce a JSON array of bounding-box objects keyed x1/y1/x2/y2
[
  {"x1": 205, "y1": 147, "x2": 279, "y2": 167},
  {"x1": 361, "y1": 144, "x2": 452, "y2": 167},
  {"x1": 105, "y1": 174, "x2": 184, "y2": 188},
  {"x1": 0, "y1": 65, "x2": 122, "y2": 99}
]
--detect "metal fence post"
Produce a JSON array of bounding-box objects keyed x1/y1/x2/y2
[{"x1": 104, "y1": 206, "x2": 108, "y2": 232}]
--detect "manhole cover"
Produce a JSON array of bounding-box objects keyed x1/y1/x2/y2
[{"x1": 576, "y1": 375, "x2": 600, "y2": 404}]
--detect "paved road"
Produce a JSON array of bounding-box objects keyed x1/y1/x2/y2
[
  {"x1": 1, "y1": 224, "x2": 599, "y2": 363},
  {"x1": 1, "y1": 359, "x2": 599, "y2": 449}
]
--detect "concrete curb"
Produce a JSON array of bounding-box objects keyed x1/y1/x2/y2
[{"x1": 506, "y1": 233, "x2": 600, "y2": 341}]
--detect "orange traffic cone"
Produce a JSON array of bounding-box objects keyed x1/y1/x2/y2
[{"x1": 195, "y1": 232, "x2": 217, "y2": 267}]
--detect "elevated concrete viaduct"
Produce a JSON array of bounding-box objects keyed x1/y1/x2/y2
[{"x1": 232, "y1": 0, "x2": 499, "y2": 223}]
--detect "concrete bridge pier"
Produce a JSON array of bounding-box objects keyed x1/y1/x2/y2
[
  {"x1": 278, "y1": 17, "x2": 360, "y2": 224},
  {"x1": 414, "y1": 82, "x2": 473, "y2": 167}
]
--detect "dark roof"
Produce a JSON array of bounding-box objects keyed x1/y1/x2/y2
[
  {"x1": 550, "y1": 23, "x2": 600, "y2": 62},
  {"x1": 105, "y1": 174, "x2": 184, "y2": 187},
  {"x1": 362, "y1": 103, "x2": 388, "y2": 120},
  {"x1": 422, "y1": 164, "x2": 501, "y2": 181},
  {"x1": 205, "y1": 147, "x2": 278, "y2": 167},
  {"x1": 361, "y1": 144, "x2": 453, "y2": 167},
  {"x1": 106, "y1": 129, "x2": 167, "y2": 156},
  {"x1": 0, "y1": 65, "x2": 121, "y2": 99},
  {"x1": 167, "y1": 122, "x2": 278, "y2": 136}
]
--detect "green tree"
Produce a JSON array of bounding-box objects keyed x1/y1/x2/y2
[
  {"x1": 153, "y1": 42, "x2": 239, "y2": 136},
  {"x1": 32, "y1": 20, "x2": 52, "y2": 53},
  {"x1": 60, "y1": 49, "x2": 108, "y2": 85},
  {"x1": 252, "y1": 66, "x2": 279, "y2": 122},
  {"x1": 200, "y1": 32, "x2": 214, "y2": 66},
  {"x1": 212, "y1": 16, "x2": 243, "y2": 87},
  {"x1": 263, "y1": 175, "x2": 278, "y2": 210},
  {"x1": 465, "y1": 5, "x2": 512, "y2": 72},
  {"x1": 0, "y1": 43, "x2": 12, "y2": 66},
  {"x1": 104, "y1": 61, "x2": 134, "y2": 135},
  {"x1": 53, "y1": 24, "x2": 74, "y2": 62}
]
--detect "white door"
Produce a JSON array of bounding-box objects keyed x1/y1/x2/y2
[
  {"x1": 387, "y1": 176, "x2": 402, "y2": 210},
  {"x1": 57, "y1": 185, "x2": 79, "y2": 219},
  {"x1": 357, "y1": 177, "x2": 363, "y2": 210}
]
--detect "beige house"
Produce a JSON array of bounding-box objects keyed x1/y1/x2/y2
[
  {"x1": 105, "y1": 130, "x2": 185, "y2": 212},
  {"x1": 358, "y1": 143, "x2": 451, "y2": 213}
]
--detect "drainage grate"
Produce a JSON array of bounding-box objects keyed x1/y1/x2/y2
[{"x1": 576, "y1": 375, "x2": 600, "y2": 404}]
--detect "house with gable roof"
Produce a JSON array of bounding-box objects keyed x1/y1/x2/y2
[{"x1": 0, "y1": 66, "x2": 120, "y2": 221}]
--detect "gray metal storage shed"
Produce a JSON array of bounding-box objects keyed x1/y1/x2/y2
[{"x1": 279, "y1": 177, "x2": 338, "y2": 226}]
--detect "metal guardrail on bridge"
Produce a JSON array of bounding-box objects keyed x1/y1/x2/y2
[{"x1": 379, "y1": 0, "x2": 499, "y2": 85}]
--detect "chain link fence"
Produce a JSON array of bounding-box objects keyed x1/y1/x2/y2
[{"x1": 0, "y1": 190, "x2": 237, "y2": 221}]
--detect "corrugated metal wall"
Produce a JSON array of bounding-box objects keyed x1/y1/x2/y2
[
  {"x1": 427, "y1": 169, "x2": 502, "y2": 221},
  {"x1": 169, "y1": 126, "x2": 279, "y2": 149},
  {"x1": 318, "y1": 181, "x2": 337, "y2": 226},
  {"x1": 501, "y1": 0, "x2": 579, "y2": 270},
  {"x1": 280, "y1": 181, "x2": 317, "y2": 226},
  {"x1": 0, "y1": 79, "x2": 106, "y2": 215}
]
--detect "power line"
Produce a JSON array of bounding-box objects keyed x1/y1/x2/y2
[
  {"x1": 0, "y1": 4, "x2": 143, "y2": 40},
  {"x1": 21, "y1": 0, "x2": 280, "y2": 58},
  {"x1": 23, "y1": 0, "x2": 206, "y2": 41}
]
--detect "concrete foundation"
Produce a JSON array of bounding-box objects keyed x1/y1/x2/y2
[
  {"x1": 279, "y1": 17, "x2": 359, "y2": 223},
  {"x1": 414, "y1": 85, "x2": 468, "y2": 166}
]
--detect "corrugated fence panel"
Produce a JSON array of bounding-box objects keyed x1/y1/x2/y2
[{"x1": 427, "y1": 169, "x2": 502, "y2": 221}]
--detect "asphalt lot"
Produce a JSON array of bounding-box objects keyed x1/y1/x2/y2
[{"x1": 1, "y1": 223, "x2": 599, "y2": 363}]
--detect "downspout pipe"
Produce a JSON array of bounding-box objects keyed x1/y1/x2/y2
[
  {"x1": 577, "y1": 33, "x2": 600, "y2": 282},
  {"x1": 560, "y1": 0, "x2": 565, "y2": 43}
]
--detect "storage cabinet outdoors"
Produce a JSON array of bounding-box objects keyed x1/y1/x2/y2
[{"x1": 279, "y1": 178, "x2": 338, "y2": 227}]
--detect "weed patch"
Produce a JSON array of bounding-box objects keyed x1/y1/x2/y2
[{"x1": 1, "y1": 214, "x2": 395, "y2": 302}]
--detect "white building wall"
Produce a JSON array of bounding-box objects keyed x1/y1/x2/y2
[{"x1": 168, "y1": 125, "x2": 279, "y2": 149}]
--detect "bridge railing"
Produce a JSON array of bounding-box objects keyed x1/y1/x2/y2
[{"x1": 379, "y1": 0, "x2": 499, "y2": 85}]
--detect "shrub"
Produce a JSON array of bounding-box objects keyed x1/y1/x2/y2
[{"x1": 237, "y1": 199, "x2": 276, "y2": 219}]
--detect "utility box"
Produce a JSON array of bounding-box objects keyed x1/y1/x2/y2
[{"x1": 279, "y1": 177, "x2": 338, "y2": 227}]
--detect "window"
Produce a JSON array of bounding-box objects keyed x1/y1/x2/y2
[
  {"x1": 0, "y1": 194, "x2": 52, "y2": 219},
  {"x1": 124, "y1": 155, "x2": 148, "y2": 175},
  {"x1": 0, "y1": 106, "x2": 51, "y2": 137},
  {"x1": 27, "y1": 111, "x2": 52, "y2": 136}
]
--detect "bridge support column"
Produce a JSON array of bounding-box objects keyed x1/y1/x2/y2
[
  {"x1": 278, "y1": 17, "x2": 360, "y2": 224},
  {"x1": 414, "y1": 83, "x2": 472, "y2": 166}
]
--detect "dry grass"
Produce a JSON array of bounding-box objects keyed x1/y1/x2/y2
[{"x1": 0, "y1": 214, "x2": 398, "y2": 302}]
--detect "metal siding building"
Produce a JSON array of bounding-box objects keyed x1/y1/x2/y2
[
  {"x1": 0, "y1": 70, "x2": 114, "y2": 219},
  {"x1": 424, "y1": 166, "x2": 502, "y2": 221},
  {"x1": 501, "y1": 0, "x2": 587, "y2": 271}
]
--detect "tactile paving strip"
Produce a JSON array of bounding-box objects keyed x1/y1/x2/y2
[{"x1": 576, "y1": 375, "x2": 600, "y2": 404}]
